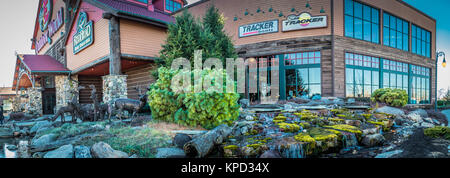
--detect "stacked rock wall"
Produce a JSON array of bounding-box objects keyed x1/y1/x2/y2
[
  {"x1": 55, "y1": 75, "x2": 79, "y2": 112},
  {"x1": 102, "y1": 75, "x2": 127, "y2": 104}
]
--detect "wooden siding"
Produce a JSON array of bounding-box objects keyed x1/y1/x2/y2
[
  {"x1": 124, "y1": 63, "x2": 157, "y2": 100},
  {"x1": 120, "y1": 19, "x2": 167, "y2": 58},
  {"x1": 183, "y1": 0, "x2": 332, "y2": 46},
  {"x1": 78, "y1": 75, "x2": 103, "y2": 104}
]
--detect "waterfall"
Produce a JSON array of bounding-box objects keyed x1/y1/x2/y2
[
  {"x1": 278, "y1": 143, "x2": 304, "y2": 158},
  {"x1": 342, "y1": 133, "x2": 359, "y2": 150}
]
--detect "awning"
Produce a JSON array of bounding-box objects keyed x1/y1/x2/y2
[{"x1": 12, "y1": 54, "x2": 70, "y2": 90}]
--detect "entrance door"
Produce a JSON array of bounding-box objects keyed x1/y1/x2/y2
[
  {"x1": 42, "y1": 89, "x2": 56, "y2": 115},
  {"x1": 42, "y1": 76, "x2": 56, "y2": 115}
]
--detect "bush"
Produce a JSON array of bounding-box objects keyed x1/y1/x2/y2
[
  {"x1": 424, "y1": 126, "x2": 450, "y2": 140},
  {"x1": 148, "y1": 67, "x2": 240, "y2": 130},
  {"x1": 371, "y1": 88, "x2": 408, "y2": 107}
]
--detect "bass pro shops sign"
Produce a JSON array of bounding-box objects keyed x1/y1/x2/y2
[
  {"x1": 73, "y1": 11, "x2": 94, "y2": 54},
  {"x1": 239, "y1": 20, "x2": 279, "y2": 38},
  {"x1": 282, "y1": 12, "x2": 327, "y2": 32}
]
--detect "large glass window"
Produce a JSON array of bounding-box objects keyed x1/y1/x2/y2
[
  {"x1": 165, "y1": 0, "x2": 182, "y2": 12},
  {"x1": 381, "y1": 59, "x2": 409, "y2": 94},
  {"x1": 345, "y1": 0, "x2": 379, "y2": 43},
  {"x1": 383, "y1": 12, "x2": 409, "y2": 51},
  {"x1": 410, "y1": 65, "x2": 430, "y2": 104},
  {"x1": 247, "y1": 55, "x2": 279, "y2": 101},
  {"x1": 412, "y1": 24, "x2": 431, "y2": 58},
  {"x1": 284, "y1": 51, "x2": 321, "y2": 98},
  {"x1": 345, "y1": 53, "x2": 380, "y2": 97}
]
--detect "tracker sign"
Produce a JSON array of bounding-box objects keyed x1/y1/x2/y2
[
  {"x1": 282, "y1": 12, "x2": 327, "y2": 32},
  {"x1": 239, "y1": 20, "x2": 278, "y2": 38}
]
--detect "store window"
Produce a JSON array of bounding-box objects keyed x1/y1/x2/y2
[
  {"x1": 165, "y1": 0, "x2": 182, "y2": 12},
  {"x1": 381, "y1": 59, "x2": 409, "y2": 95},
  {"x1": 247, "y1": 55, "x2": 279, "y2": 102},
  {"x1": 284, "y1": 51, "x2": 321, "y2": 98},
  {"x1": 345, "y1": 53, "x2": 380, "y2": 97},
  {"x1": 345, "y1": 0, "x2": 380, "y2": 43},
  {"x1": 383, "y1": 12, "x2": 409, "y2": 51},
  {"x1": 412, "y1": 24, "x2": 431, "y2": 58},
  {"x1": 410, "y1": 65, "x2": 430, "y2": 104}
]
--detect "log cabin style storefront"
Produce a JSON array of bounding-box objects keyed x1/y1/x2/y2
[
  {"x1": 178, "y1": 0, "x2": 437, "y2": 105},
  {"x1": 12, "y1": 0, "x2": 185, "y2": 116}
]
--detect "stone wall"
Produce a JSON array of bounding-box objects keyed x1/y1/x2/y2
[
  {"x1": 55, "y1": 75, "x2": 79, "y2": 111},
  {"x1": 25, "y1": 87, "x2": 43, "y2": 116},
  {"x1": 102, "y1": 75, "x2": 127, "y2": 104}
]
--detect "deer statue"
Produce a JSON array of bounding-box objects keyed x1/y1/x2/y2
[
  {"x1": 108, "y1": 85, "x2": 149, "y2": 121},
  {"x1": 88, "y1": 84, "x2": 109, "y2": 121},
  {"x1": 52, "y1": 85, "x2": 85, "y2": 124}
]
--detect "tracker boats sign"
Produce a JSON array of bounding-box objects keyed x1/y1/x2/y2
[
  {"x1": 239, "y1": 20, "x2": 278, "y2": 38},
  {"x1": 282, "y1": 12, "x2": 327, "y2": 32}
]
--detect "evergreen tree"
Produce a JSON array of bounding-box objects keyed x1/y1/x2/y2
[{"x1": 443, "y1": 88, "x2": 450, "y2": 101}]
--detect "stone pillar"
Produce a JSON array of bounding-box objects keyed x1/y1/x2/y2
[
  {"x1": 102, "y1": 75, "x2": 127, "y2": 104},
  {"x1": 26, "y1": 87, "x2": 43, "y2": 116},
  {"x1": 55, "y1": 75, "x2": 79, "y2": 112}
]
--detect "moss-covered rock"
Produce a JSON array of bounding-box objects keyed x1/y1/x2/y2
[{"x1": 424, "y1": 126, "x2": 450, "y2": 140}]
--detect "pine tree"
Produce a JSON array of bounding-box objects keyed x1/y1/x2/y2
[
  {"x1": 159, "y1": 11, "x2": 203, "y2": 67},
  {"x1": 444, "y1": 88, "x2": 450, "y2": 101}
]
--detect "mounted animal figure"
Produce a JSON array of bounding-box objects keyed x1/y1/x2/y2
[
  {"x1": 108, "y1": 85, "x2": 149, "y2": 121},
  {"x1": 52, "y1": 86, "x2": 85, "y2": 124},
  {"x1": 88, "y1": 84, "x2": 109, "y2": 121}
]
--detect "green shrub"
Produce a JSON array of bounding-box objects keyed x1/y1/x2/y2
[
  {"x1": 424, "y1": 126, "x2": 450, "y2": 140},
  {"x1": 148, "y1": 67, "x2": 240, "y2": 129},
  {"x1": 371, "y1": 88, "x2": 408, "y2": 107}
]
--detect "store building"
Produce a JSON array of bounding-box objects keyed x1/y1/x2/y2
[
  {"x1": 12, "y1": 0, "x2": 186, "y2": 116},
  {"x1": 179, "y1": 0, "x2": 437, "y2": 105}
]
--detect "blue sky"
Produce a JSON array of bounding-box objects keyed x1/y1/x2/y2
[{"x1": 403, "y1": 0, "x2": 450, "y2": 97}]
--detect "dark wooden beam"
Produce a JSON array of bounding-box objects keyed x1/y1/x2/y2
[{"x1": 109, "y1": 16, "x2": 121, "y2": 75}]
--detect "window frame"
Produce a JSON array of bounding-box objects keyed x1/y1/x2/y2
[
  {"x1": 344, "y1": 0, "x2": 380, "y2": 44},
  {"x1": 382, "y1": 12, "x2": 410, "y2": 51}
]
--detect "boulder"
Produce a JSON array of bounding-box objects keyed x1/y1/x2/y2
[
  {"x1": 420, "y1": 122, "x2": 434, "y2": 128},
  {"x1": 407, "y1": 113, "x2": 423, "y2": 123},
  {"x1": 155, "y1": 148, "x2": 186, "y2": 158},
  {"x1": 409, "y1": 109, "x2": 428, "y2": 118},
  {"x1": 375, "y1": 150, "x2": 403, "y2": 158},
  {"x1": 74, "y1": 145, "x2": 92, "y2": 158},
  {"x1": 16, "y1": 141, "x2": 30, "y2": 158},
  {"x1": 173, "y1": 133, "x2": 192, "y2": 149},
  {"x1": 260, "y1": 150, "x2": 282, "y2": 158},
  {"x1": 344, "y1": 120, "x2": 362, "y2": 127},
  {"x1": 0, "y1": 127, "x2": 14, "y2": 138},
  {"x1": 361, "y1": 134, "x2": 385, "y2": 147},
  {"x1": 311, "y1": 94, "x2": 321, "y2": 101},
  {"x1": 375, "y1": 106, "x2": 405, "y2": 117},
  {"x1": 30, "y1": 121, "x2": 52, "y2": 134},
  {"x1": 423, "y1": 117, "x2": 433, "y2": 123},
  {"x1": 31, "y1": 134, "x2": 57, "y2": 147},
  {"x1": 362, "y1": 128, "x2": 380, "y2": 135},
  {"x1": 90, "y1": 142, "x2": 128, "y2": 158},
  {"x1": 32, "y1": 152, "x2": 46, "y2": 158},
  {"x1": 44, "y1": 144, "x2": 74, "y2": 158},
  {"x1": 239, "y1": 99, "x2": 250, "y2": 108}
]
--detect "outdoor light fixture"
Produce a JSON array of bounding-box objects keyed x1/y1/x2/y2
[{"x1": 435, "y1": 51, "x2": 446, "y2": 111}]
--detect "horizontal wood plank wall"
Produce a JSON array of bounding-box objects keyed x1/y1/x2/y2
[
  {"x1": 123, "y1": 64, "x2": 157, "y2": 100},
  {"x1": 184, "y1": 0, "x2": 332, "y2": 46},
  {"x1": 78, "y1": 75, "x2": 103, "y2": 104},
  {"x1": 120, "y1": 19, "x2": 167, "y2": 58},
  {"x1": 66, "y1": 18, "x2": 110, "y2": 71}
]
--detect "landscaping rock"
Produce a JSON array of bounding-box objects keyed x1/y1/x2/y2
[
  {"x1": 423, "y1": 117, "x2": 433, "y2": 123},
  {"x1": 375, "y1": 106, "x2": 405, "y2": 117},
  {"x1": 362, "y1": 134, "x2": 385, "y2": 147},
  {"x1": 409, "y1": 109, "x2": 428, "y2": 118},
  {"x1": 16, "y1": 141, "x2": 30, "y2": 158},
  {"x1": 129, "y1": 154, "x2": 139, "y2": 158},
  {"x1": 407, "y1": 113, "x2": 423, "y2": 123},
  {"x1": 375, "y1": 150, "x2": 403, "y2": 158},
  {"x1": 0, "y1": 127, "x2": 14, "y2": 138},
  {"x1": 74, "y1": 145, "x2": 92, "y2": 158},
  {"x1": 260, "y1": 150, "x2": 282, "y2": 158},
  {"x1": 31, "y1": 134, "x2": 57, "y2": 147},
  {"x1": 239, "y1": 99, "x2": 250, "y2": 108},
  {"x1": 90, "y1": 142, "x2": 128, "y2": 158},
  {"x1": 32, "y1": 152, "x2": 45, "y2": 158},
  {"x1": 30, "y1": 120, "x2": 52, "y2": 134},
  {"x1": 420, "y1": 122, "x2": 434, "y2": 128},
  {"x1": 173, "y1": 133, "x2": 192, "y2": 148},
  {"x1": 44, "y1": 144, "x2": 74, "y2": 158},
  {"x1": 362, "y1": 128, "x2": 380, "y2": 135},
  {"x1": 155, "y1": 148, "x2": 186, "y2": 158},
  {"x1": 344, "y1": 120, "x2": 361, "y2": 127}
]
